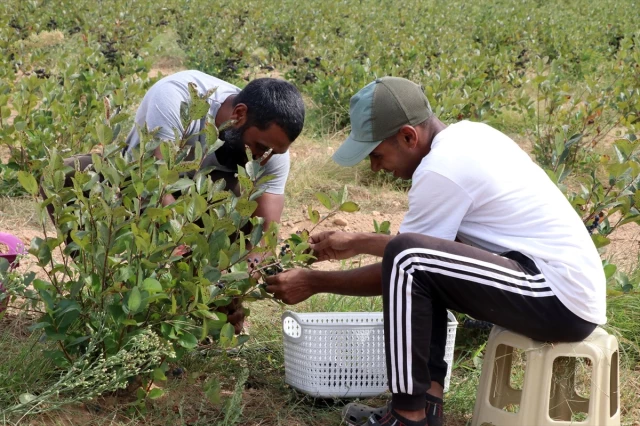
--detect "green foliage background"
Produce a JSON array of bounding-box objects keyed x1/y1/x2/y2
[
  {"x1": 1, "y1": 0, "x2": 638, "y2": 274},
  {"x1": 0, "y1": 0, "x2": 639, "y2": 421}
]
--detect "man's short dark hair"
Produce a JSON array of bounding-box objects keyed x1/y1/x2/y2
[{"x1": 233, "y1": 78, "x2": 305, "y2": 142}]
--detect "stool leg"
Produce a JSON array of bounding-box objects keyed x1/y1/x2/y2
[
  {"x1": 549, "y1": 357, "x2": 590, "y2": 421},
  {"x1": 489, "y1": 344, "x2": 522, "y2": 410}
]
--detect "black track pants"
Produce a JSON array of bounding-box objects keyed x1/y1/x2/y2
[{"x1": 381, "y1": 233, "x2": 597, "y2": 411}]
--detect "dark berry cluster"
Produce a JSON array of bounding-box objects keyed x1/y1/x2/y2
[
  {"x1": 248, "y1": 255, "x2": 285, "y2": 277},
  {"x1": 586, "y1": 214, "x2": 601, "y2": 234},
  {"x1": 263, "y1": 263, "x2": 284, "y2": 277}
]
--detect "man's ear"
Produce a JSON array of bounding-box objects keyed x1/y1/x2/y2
[
  {"x1": 230, "y1": 103, "x2": 248, "y2": 127},
  {"x1": 398, "y1": 125, "x2": 419, "y2": 149}
]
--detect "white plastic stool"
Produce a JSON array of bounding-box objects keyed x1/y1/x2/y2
[{"x1": 471, "y1": 326, "x2": 620, "y2": 426}]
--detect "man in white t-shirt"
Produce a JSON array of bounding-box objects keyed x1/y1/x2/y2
[
  {"x1": 125, "y1": 70, "x2": 305, "y2": 228},
  {"x1": 265, "y1": 77, "x2": 605, "y2": 426},
  {"x1": 124, "y1": 71, "x2": 304, "y2": 335}
]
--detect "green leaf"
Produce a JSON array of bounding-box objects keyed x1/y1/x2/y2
[
  {"x1": 256, "y1": 174, "x2": 276, "y2": 187},
  {"x1": 128, "y1": 287, "x2": 142, "y2": 312},
  {"x1": 148, "y1": 388, "x2": 164, "y2": 399},
  {"x1": 195, "y1": 138, "x2": 204, "y2": 161},
  {"x1": 179, "y1": 101, "x2": 190, "y2": 126},
  {"x1": 329, "y1": 190, "x2": 341, "y2": 205},
  {"x1": 294, "y1": 242, "x2": 310, "y2": 255},
  {"x1": 236, "y1": 199, "x2": 258, "y2": 217},
  {"x1": 153, "y1": 367, "x2": 167, "y2": 382},
  {"x1": 173, "y1": 161, "x2": 200, "y2": 173},
  {"x1": 238, "y1": 175, "x2": 253, "y2": 192},
  {"x1": 38, "y1": 289, "x2": 55, "y2": 311},
  {"x1": 250, "y1": 223, "x2": 264, "y2": 247},
  {"x1": 218, "y1": 250, "x2": 230, "y2": 270},
  {"x1": 378, "y1": 220, "x2": 391, "y2": 235},
  {"x1": 307, "y1": 205, "x2": 320, "y2": 224},
  {"x1": 339, "y1": 201, "x2": 360, "y2": 212},
  {"x1": 178, "y1": 332, "x2": 198, "y2": 349},
  {"x1": 159, "y1": 169, "x2": 179, "y2": 184},
  {"x1": 142, "y1": 278, "x2": 163, "y2": 294},
  {"x1": 314, "y1": 192, "x2": 333, "y2": 209},
  {"x1": 220, "y1": 271, "x2": 249, "y2": 282},
  {"x1": 17, "y1": 171, "x2": 39, "y2": 195},
  {"x1": 171, "y1": 295, "x2": 177, "y2": 315},
  {"x1": 340, "y1": 185, "x2": 349, "y2": 204},
  {"x1": 70, "y1": 230, "x2": 91, "y2": 249},
  {"x1": 28, "y1": 321, "x2": 51, "y2": 331},
  {"x1": 67, "y1": 336, "x2": 90, "y2": 347},
  {"x1": 220, "y1": 323, "x2": 235, "y2": 340},
  {"x1": 96, "y1": 122, "x2": 113, "y2": 144},
  {"x1": 245, "y1": 160, "x2": 261, "y2": 180},
  {"x1": 144, "y1": 208, "x2": 169, "y2": 221},
  {"x1": 186, "y1": 197, "x2": 198, "y2": 222},
  {"x1": 614, "y1": 140, "x2": 633, "y2": 163},
  {"x1": 203, "y1": 266, "x2": 222, "y2": 283},
  {"x1": 167, "y1": 178, "x2": 195, "y2": 192},
  {"x1": 204, "y1": 118, "x2": 220, "y2": 148},
  {"x1": 190, "y1": 99, "x2": 210, "y2": 121},
  {"x1": 591, "y1": 234, "x2": 610, "y2": 248},
  {"x1": 0, "y1": 257, "x2": 9, "y2": 274},
  {"x1": 604, "y1": 264, "x2": 617, "y2": 280}
]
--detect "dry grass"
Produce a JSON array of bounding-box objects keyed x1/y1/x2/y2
[
  {"x1": 0, "y1": 196, "x2": 43, "y2": 232},
  {"x1": 147, "y1": 30, "x2": 187, "y2": 79},
  {"x1": 23, "y1": 30, "x2": 65, "y2": 49},
  {"x1": 285, "y1": 135, "x2": 407, "y2": 215}
]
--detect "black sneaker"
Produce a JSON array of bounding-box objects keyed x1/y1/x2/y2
[{"x1": 342, "y1": 402, "x2": 391, "y2": 426}]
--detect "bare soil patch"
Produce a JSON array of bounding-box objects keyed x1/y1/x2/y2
[
  {"x1": 605, "y1": 223, "x2": 640, "y2": 273},
  {"x1": 0, "y1": 146, "x2": 10, "y2": 164}
]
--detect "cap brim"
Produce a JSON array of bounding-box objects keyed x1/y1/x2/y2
[{"x1": 332, "y1": 134, "x2": 382, "y2": 167}]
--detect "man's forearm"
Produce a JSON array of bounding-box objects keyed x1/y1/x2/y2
[
  {"x1": 352, "y1": 233, "x2": 395, "y2": 258},
  {"x1": 310, "y1": 263, "x2": 383, "y2": 297}
]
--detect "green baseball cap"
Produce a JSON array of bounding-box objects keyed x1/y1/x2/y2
[{"x1": 333, "y1": 77, "x2": 433, "y2": 166}]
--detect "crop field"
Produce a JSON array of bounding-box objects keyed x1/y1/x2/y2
[{"x1": 0, "y1": 0, "x2": 639, "y2": 424}]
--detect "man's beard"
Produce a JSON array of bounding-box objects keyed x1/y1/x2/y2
[{"x1": 216, "y1": 124, "x2": 249, "y2": 170}]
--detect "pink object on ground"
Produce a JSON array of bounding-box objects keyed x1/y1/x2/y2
[
  {"x1": 0, "y1": 232, "x2": 26, "y2": 267},
  {"x1": 0, "y1": 233, "x2": 27, "y2": 313}
]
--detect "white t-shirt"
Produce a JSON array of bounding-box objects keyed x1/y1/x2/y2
[
  {"x1": 399, "y1": 121, "x2": 606, "y2": 324},
  {"x1": 125, "y1": 70, "x2": 290, "y2": 194}
]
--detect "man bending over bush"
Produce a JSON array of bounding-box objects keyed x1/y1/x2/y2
[
  {"x1": 125, "y1": 70, "x2": 305, "y2": 229},
  {"x1": 265, "y1": 77, "x2": 605, "y2": 426},
  {"x1": 42, "y1": 71, "x2": 305, "y2": 334}
]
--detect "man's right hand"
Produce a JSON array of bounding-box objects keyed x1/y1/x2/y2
[{"x1": 309, "y1": 231, "x2": 360, "y2": 261}]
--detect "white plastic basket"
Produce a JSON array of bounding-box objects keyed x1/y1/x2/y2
[{"x1": 282, "y1": 310, "x2": 458, "y2": 398}]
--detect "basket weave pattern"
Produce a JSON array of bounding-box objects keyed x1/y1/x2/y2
[{"x1": 283, "y1": 311, "x2": 457, "y2": 398}]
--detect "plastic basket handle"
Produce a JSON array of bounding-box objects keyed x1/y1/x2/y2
[
  {"x1": 281, "y1": 310, "x2": 304, "y2": 342},
  {"x1": 446, "y1": 310, "x2": 458, "y2": 326}
]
